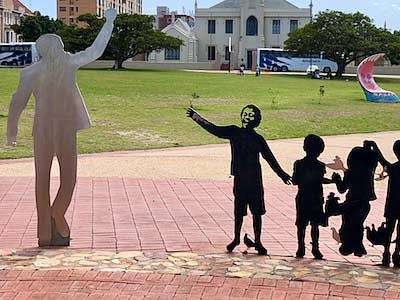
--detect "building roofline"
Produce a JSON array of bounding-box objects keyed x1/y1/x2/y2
[{"x1": 12, "y1": 0, "x2": 34, "y2": 15}]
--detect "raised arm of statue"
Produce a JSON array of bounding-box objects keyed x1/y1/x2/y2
[
  {"x1": 70, "y1": 8, "x2": 117, "y2": 68},
  {"x1": 7, "y1": 70, "x2": 33, "y2": 146}
]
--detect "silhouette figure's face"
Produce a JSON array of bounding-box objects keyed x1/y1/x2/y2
[{"x1": 241, "y1": 107, "x2": 256, "y2": 128}]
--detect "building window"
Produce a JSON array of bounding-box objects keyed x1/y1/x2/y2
[
  {"x1": 59, "y1": 6, "x2": 66, "y2": 12},
  {"x1": 272, "y1": 20, "x2": 280, "y2": 34},
  {"x1": 76, "y1": 7, "x2": 79, "y2": 12},
  {"x1": 225, "y1": 20, "x2": 233, "y2": 34},
  {"x1": 165, "y1": 48, "x2": 180, "y2": 60},
  {"x1": 290, "y1": 20, "x2": 298, "y2": 32},
  {"x1": 70, "y1": 18, "x2": 74, "y2": 23},
  {"x1": 225, "y1": 46, "x2": 230, "y2": 61},
  {"x1": 246, "y1": 16, "x2": 258, "y2": 36},
  {"x1": 208, "y1": 20, "x2": 216, "y2": 34},
  {"x1": 208, "y1": 46, "x2": 216, "y2": 61}
]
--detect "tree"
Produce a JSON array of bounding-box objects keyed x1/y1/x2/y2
[
  {"x1": 105, "y1": 14, "x2": 183, "y2": 69},
  {"x1": 57, "y1": 14, "x2": 183, "y2": 69},
  {"x1": 285, "y1": 11, "x2": 400, "y2": 77},
  {"x1": 12, "y1": 12, "x2": 66, "y2": 42}
]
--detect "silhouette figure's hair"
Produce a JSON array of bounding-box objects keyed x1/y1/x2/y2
[
  {"x1": 36, "y1": 34, "x2": 64, "y2": 59},
  {"x1": 304, "y1": 134, "x2": 325, "y2": 157},
  {"x1": 393, "y1": 140, "x2": 400, "y2": 157},
  {"x1": 347, "y1": 146, "x2": 377, "y2": 171},
  {"x1": 240, "y1": 104, "x2": 261, "y2": 128}
]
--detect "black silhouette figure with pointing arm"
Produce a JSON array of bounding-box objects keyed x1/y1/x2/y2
[{"x1": 187, "y1": 105, "x2": 291, "y2": 255}]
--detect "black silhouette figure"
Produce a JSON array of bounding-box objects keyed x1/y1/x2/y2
[
  {"x1": 332, "y1": 141, "x2": 378, "y2": 257},
  {"x1": 187, "y1": 105, "x2": 291, "y2": 255},
  {"x1": 369, "y1": 140, "x2": 400, "y2": 267},
  {"x1": 292, "y1": 134, "x2": 333, "y2": 259}
]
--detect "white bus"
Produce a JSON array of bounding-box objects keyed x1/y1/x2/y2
[
  {"x1": 257, "y1": 48, "x2": 337, "y2": 73},
  {"x1": 0, "y1": 42, "x2": 39, "y2": 67}
]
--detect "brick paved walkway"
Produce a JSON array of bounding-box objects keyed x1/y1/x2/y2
[
  {"x1": 0, "y1": 270, "x2": 398, "y2": 300},
  {"x1": 0, "y1": 176, "x2": 386, "y2": 264}
]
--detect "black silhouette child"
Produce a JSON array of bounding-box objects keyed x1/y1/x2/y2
[
  {"x1": 332, "y1": 142, "x2": 378, "y2": 257},
  {"x1": 292, "y1": 134, "x2": 333, "y2": 259},
  {"x1": 370, "y1": 140, "x2": 400, "y2": 267},
  {"x1": 187, "y1": 105, "x2": 292, "y2": 255}
]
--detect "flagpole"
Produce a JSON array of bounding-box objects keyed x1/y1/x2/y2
[{"x1": 309, "y1": 0, "x2": 313, "y2": 73}]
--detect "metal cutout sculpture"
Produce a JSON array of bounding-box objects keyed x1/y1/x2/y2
[
  {"x1": 357, "y1": 53, "x2": 399, "y2": 102},
  {"x1": 367, "y1": 140, "x2": 400, "y2": 267},
  {"x1": 7, "y1": 9, "x2": 117, "y2": 247},
  {"x1": 292, "y1": 134, "x2": 334, "y2": 260},
  {"x1": 330, "y1": 142, "x2": 378, "y2": 257},
  {"x1": 187, "y1": 105, "x2": 292, "y2": 255}
]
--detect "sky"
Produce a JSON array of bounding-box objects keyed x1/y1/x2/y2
[{"x1": 20, "y1": 0, "x2": 400, "y2": 31}]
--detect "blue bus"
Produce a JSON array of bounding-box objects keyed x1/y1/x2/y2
[
  {"x1": 257, "y1": 48, "x2": 338, "y2": 73},
  {"x1": 0, "y1": 42, "x2": 39, "y2": 67}
]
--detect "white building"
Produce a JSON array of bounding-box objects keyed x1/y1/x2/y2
[
  {"x1": 195, "y1": 0, "x2": 310, "y2": 69},
  {"x1": 0, "y1": 0, "x2": 34, "y2": 43},
  {"x1": 149, "y1": 17, "x2": 198, "y2": 63}
]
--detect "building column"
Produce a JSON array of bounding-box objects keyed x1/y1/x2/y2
[{"x1": 0, "y1": 9, "x2": 3, "y2": 43}]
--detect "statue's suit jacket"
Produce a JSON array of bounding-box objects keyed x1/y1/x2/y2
[{"x1": 7, "y1": 19, "x2": 114, "y2": 138}]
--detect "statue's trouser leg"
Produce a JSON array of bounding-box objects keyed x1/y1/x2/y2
[
  {"x1": 311, "y1": 224, "x2": 319, "y2": 249},
  {"x1": 383, "y1": 218, "x2": 396, "y2": 265},
  {"x1": 395, "y1": 221, "x2": 400, "y2": 255},
  {"x1": 253, "y1": 214, "x2": 262, "y2": 244},
  {"x1": 51, "y1": 128, "x2": 77, "y2": 238},
  {"x1": 34, "y1": 132, "x2": 55, "y2": 245},
  {"x1": 297, "y1": 224, "x2": 306, "y2": 248},
  {"x1": 234, "y1": 214, "x2": 243, "y2": 242}
]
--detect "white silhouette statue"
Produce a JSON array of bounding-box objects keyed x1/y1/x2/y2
[{"x1": 7, "y1": 9, "x2": 117, "y2": 247}]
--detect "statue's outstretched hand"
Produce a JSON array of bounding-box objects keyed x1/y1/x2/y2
[
  {"x1": 332, "y1": 172, "x2": 342, "y2": 183},
  {"x1": 280, "y1": 172, "x2": 292, "y2": 185},
  {"x1": 326, "y1": 156, "x2": 346, "y2": 171},
  {"x1": 104, "y1": 8, "x2": 117, "y2": 22},
  {"x1": 186, "y1": 107, "x2": 196, "y2": 118}
]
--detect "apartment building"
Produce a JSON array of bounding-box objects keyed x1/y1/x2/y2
[
  {"x1": 0, "y1": 0, "x2": 34, "y2": 43},
  {"x1": 57, "y1": 0, "x2": 142, "y2": 26}
]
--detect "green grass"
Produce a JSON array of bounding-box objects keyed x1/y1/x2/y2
[{"x1": 0, "y1": 68, "x2": 400, "y2": 159}]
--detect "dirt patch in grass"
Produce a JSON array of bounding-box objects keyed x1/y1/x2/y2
[{"x1": 115, "y1": 130, "x2": 175, "y2": 144}]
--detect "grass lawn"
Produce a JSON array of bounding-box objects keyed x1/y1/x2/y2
[{"x1": 0, "y1": 68, "x2": 399, "y2": 159}]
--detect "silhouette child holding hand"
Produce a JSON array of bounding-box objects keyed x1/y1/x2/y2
[
  {"x1": 187, "y1": 105, "x2": 291, "y2": 255},
  {"x1": 370, "y1": 140, "x2": 400, "y2": 267},
  {"x1": 292, "y1": 134, "x2": 333, "y2": 259}
]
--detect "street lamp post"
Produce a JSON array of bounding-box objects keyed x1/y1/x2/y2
[
  {"x1": 309, "y1": 0, "x2": 313, "y2": 75},
  {"x1": 229, "y1": 36, "x2": 232, "y2": 73}
]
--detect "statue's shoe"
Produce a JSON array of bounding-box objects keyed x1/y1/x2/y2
[
  {"x1": 51, "y1": 217, "x2": 70, "y2": 247},
  {"x1": 244, "y1": 234, "x2": 256, "y2": 248},
  {"x1": 226, "y1": 239, "x2": 240, "y2": 252}
]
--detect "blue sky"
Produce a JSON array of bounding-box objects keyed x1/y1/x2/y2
[{"x1": 21, "y1": 0, "x2": 400, "y2": 30}]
